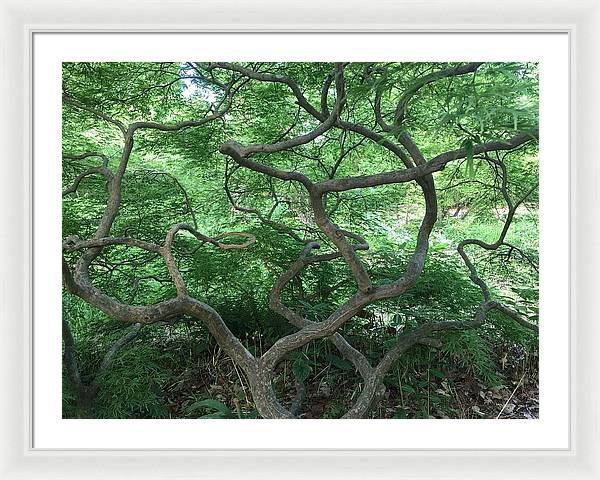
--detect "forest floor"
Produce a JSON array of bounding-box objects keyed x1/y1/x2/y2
[{"x1": 161, "y1": 337, "x2": 539, "y2": 420}]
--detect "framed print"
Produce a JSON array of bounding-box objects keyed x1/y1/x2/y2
[
  {"x1": 37, "y1": 32, "x2": 565, "y2": 449},
  {"x1": 1, "y1": 0, "x2": 599, "y2": 479}
]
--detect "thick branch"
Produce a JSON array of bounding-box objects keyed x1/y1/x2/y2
[
  {"x1": 63, "y1": 236, "x2": 163, "y2": 255},
  {"x1": 343, "y1": 302, "x2": 492, "y2": 418},
  {"x1": 267, "y1": 242, "x2": 373, "y2": 380},
  {"x1": 97, "y1": 323, "x2": 143, "y2": 375},
  {"x1": 219, "y1": 63, "x2": 347, "y2": 191},
  {"x1": 209, "y1": 62, "x2": 324, "y2": 120},
  {"x1": 63, "y1": 151, "x2": 109, "y2": 167},
  {"x1": 309, "y1": 191, "x2": 373, "y2": 293},
  {"x1": 314, "y1": 130, "x2": 538, "y2": 193},
  {"x1": 62, "y1": 166, "x2": 114, "y2": 197}
]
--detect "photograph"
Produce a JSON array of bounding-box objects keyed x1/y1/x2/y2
[
  {"x1": 3, "y1": 0, "x2": 596, "y2": 474},
  {"x1": 61, "y1": 60, "x2": 540, "y2": 420}
]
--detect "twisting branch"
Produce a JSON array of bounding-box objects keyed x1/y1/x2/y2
[
  {"x1": 220, "y1": 62, "x2": 539, "y2": 418},
  {"x1": 139, "y1": 170, "x2": 199, "y2": 229},
  {"x1": 489, "y1": 301, "x2": 538, "y2": 332},
  {"x1": 62, "y1": 151, "x2": 114, "y2": 197},
  {"x1": 98, "y1": 323, "x2": 143, "y2": 375},
  {"x1": 267, "y1": 241, "x2": 373, "y2": 380},
  {"x1": 63, "y1": 236, "x2": 163, "y2": 254},
  {"x1": 63, "y1": 151, "x2": 110, "y2": 166},
  {"x1": 497, "y1": 242, "x2": 539, "y2": 273},
  {"x1": 456, "y1": 153, "x2": 539, "y2": 330},
  {"x1": 393, "y1": 62, "x2": 483, "y2": 127},
  {"x1": 224, "y1": 163, "x2": 307, "y2": 244},
  {"x1": 208, "y1": 62, "x2": 324, "y2": 120},
  {"x1": 64, "y1": 61, "x2": 539, "y2": 420},
  {"x1": 63, "y1": 94, "x2": 127, "y2": 134},
  {"x1": 62, "y1": 75, "x2": 261, "y2": 386},
  {"x1": 313, "y1": 130, "x2": 538, "y2": 194},
  {"x1": 62, "y1": 166, "x2": 114, "y2": 197},
  {"x1": 225, "y1": 64, "x2": 346, "y2": 157},
  {"x1": 343, "y1": 302, "x2": 494, "y2": 418}
]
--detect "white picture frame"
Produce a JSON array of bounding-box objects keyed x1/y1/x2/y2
[{"x1": 1, "y1": 0, "x2": 598, "y2": 478}]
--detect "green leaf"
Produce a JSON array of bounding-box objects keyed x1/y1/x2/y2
[
  {"x1": 185, "y1": 398, "x2": 234, "y2": 418},
  {"x1": 292, "y1": 358, "x2": 312, "y2": 381},
  {"x1": 193, "y1": 341, "x2": 209, "y2": 354},
  {"x1": 394, "y1": 408, "x2": 407, "y2": 419},
  {"x1": 462, "y1": 139, "x2": 475, "y2": 179},
  {"x1": 326, "y1": 354, "x2": 354, "y2": 371},
  {"x1": 401, "y1": 384, "x2": 416, "y2": 394}
]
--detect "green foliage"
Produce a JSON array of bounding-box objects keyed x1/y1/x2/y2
[
  {"x1": 94, "y1": 346, "x2": 172, "y2": 419},
  {"x1": 441, "y1": 331, "x2": 502, "y2": 387},
  {"x1": 292, "y1": 356, "x2": 313, "y2": 382},
  {"x1": 62, "y1": 61, "x2": 539, "y2": 419},
  {"x1": 183, "y1": 398, "x2": 235, "y2": 418}
]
